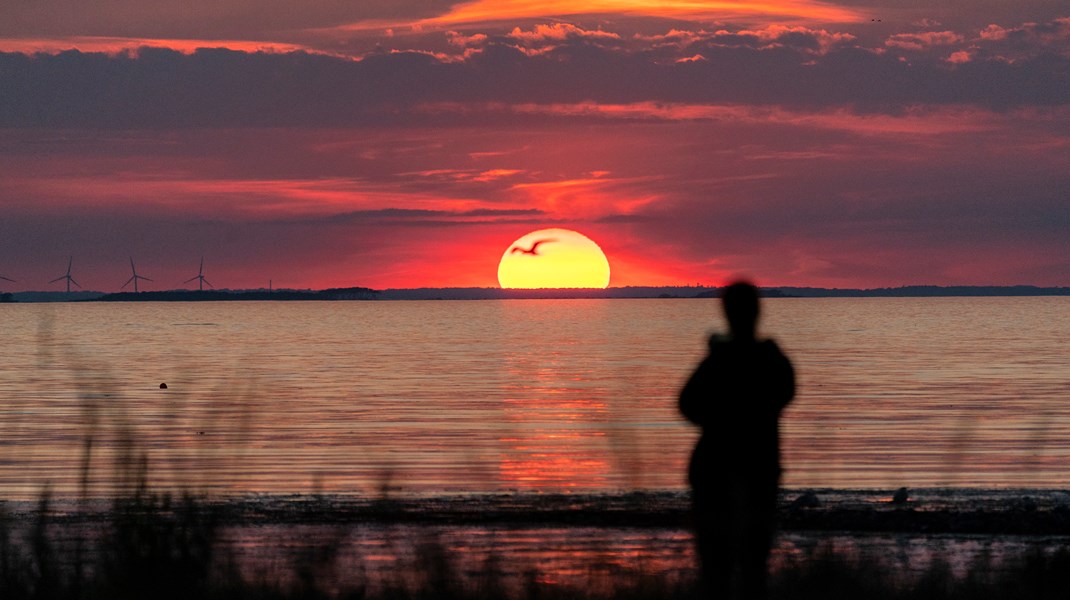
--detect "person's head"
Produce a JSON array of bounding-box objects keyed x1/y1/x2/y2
[{"x1": 721, "y1": 281, "x2": 760, "y2": 339}]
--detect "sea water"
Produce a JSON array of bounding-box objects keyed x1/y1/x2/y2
[{"x1": 1, "y1": 297, "x2": 1068, "y2": 499}]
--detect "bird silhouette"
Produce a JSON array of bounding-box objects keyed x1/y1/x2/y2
[{"x1": 510, "y1": 238, "x2": 557, "y2": 255}]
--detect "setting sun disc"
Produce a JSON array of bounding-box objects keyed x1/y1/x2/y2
[{"x1": 497, "y1": 228, "x2": 611, "y2": 289}]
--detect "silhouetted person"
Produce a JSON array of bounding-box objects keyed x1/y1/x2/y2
[{"x1": 679, "y1": 281, "x2": 795, "y2": 600}]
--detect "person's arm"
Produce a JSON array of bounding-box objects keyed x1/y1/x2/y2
[{"x1": 679, "y1": 358, "x2": 714, "y2": 425}]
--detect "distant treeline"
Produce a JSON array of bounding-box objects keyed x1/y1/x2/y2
[
  {"x1": 376, "y1": 285, "x2": 1070, "y2": 300},
  {"x1": 95, "y1": 287, "x2": 379, "y2": 302},
  {"x1": 3, "y1": 285, "x2": 1068, "y2": 303},
  {"x1": 777, "y1": 285, "x2": 1070, "y2": 298}
]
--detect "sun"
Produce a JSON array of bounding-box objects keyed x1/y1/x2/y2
[{"x1": 498, "y1": 228, "x2": 611, "y2": 289}]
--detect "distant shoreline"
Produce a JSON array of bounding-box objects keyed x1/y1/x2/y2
[
  {"x1": 9, "y1": 489, "x2": 1070, "y2": 535},
  {"x1": 2, "y1": 285, "x2": 1069, "y2": 303}
]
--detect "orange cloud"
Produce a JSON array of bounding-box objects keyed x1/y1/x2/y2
[{"x1": 420, "y1": 0, "x2": 866, "y2": 27}]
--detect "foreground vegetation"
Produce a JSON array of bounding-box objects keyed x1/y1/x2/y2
[{"x1": 2, "y1": 484, "x2": 1070, "y2": 600}]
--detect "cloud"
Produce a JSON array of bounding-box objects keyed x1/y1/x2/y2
[
  {"x1": 913, "y1": 18, "x2": 943, "y2": 29},
  {"x1": 446, "y1": 23, "x2": 626, "y2": 58},
  {"x1": 2, "y1": 11, "x2": 1069, "y2": 288},
  {"x1": 973, "y1": 17, "x2": 1070, "y2": 60},
  {"x1": 634, "y1": 24, "x2": 856, "y2": 55},
  {"x1": 0, "y1": 0, "x2": 457, "y2": 39},
  {"x1": 633, "y1": 29, "x2": 708, "y2": 49},
  {"x1": 323, "y1": 207, "x2": 544, "y2": 225},
  {"x1": 447, "y1": 31, "x2": 489, "y2": 47},
  {"x1": 709, "y1": 25, "x2": 857, "y2": 54},
  {"x1": 418, "y1": 0, "x2": 866, "y2": 27},
  {"x1": 401, "y1": 168, "x2": 526, "y2": 182},
  {"x1": 979, "y1": 24, "x2": 1012, "y2": 42},
  {"x1": 495, "y1": 102, "x2": 1022, "y2": 135},
  {"x1": 2, "y1": 103, "x2": 1068, "y2": 288},
  {"x1": 947, "y1": 50, "x2": 972, "y2": 64},
  {"x1": 885, "y1": 31, "x2": 964, "y2": 51},
  {"x1": 3, "y1": 20, "x2": 1070, "y2": 132},
  {"x1": 510, "y1": 175, "x2": 661, "y2": 218},
  {"x1": 0, "y1": 36, "x2": 321, "y2": 57},
  {"x1": 506, "y1": 23, "x2": 622, "y2": 46}
]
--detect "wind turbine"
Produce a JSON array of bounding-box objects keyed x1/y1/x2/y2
[
  {"x1": 50, "y1": 257, "x2": 80, "y2": 293},
  {"x1": 121, "y1": 257, "x2": 152, "y2": 293},
  {"x1": 183, "y1": 257, "x2": 212, "y2": 291}
]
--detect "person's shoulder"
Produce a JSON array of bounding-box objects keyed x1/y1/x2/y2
[
  {"x1": 707, "y1": 333, "x2": 732, "y2": 351},
  {"x1": 708, "y1": 332, "x2": 732, "y2": 344},
  {"x1": 758, "y1": 338, "x2": 786, "y2": 355},
  {"x1": 758, "y1": 338, "x2": 793, "y2": 365}
]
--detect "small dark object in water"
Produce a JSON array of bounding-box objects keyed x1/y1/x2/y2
[
  {"x1": 892, "y1": 487, "x2": 910, "y2": 504},
  {"x1": 197, "y1": 431, "x2": 205, "y2": 436},
  {"x1": 791, "y1": 490, "x2": 821, "y2": 509},
  {"x1": 159, "y1": 383, "x2": 168, "y2": 389}
]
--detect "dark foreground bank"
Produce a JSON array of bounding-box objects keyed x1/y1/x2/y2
[
  {"x1": 4, "y1": 489, "x2": 1070, "y2": 599},
  {"x1": 18, "y1": 488, "x2": 1067, "y2": 534}
]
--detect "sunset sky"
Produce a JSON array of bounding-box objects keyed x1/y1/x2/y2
[{"x1": 1, "y1": 0, "x2": 1068, "y2": 290}]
